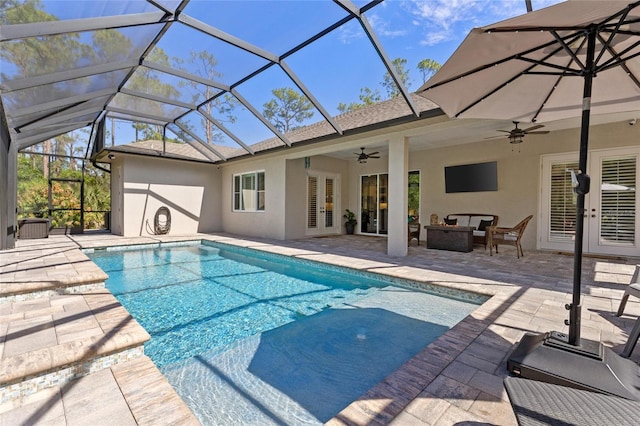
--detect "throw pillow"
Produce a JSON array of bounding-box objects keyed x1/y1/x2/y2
[
  {"x1": 444, "y1": 217, "x2": 457, "y2": 225},
  {"x1": 478, "y1": 219, "x2": 493, "y2": 231}
]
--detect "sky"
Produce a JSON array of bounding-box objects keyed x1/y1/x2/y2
[{"x1": 35, "y1": 0, "x2": 566, "y2": 147}]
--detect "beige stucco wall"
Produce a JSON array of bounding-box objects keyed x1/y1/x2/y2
[
  {"x1": 219, "y1": 154, "x2": 350, "y2": 240},
  {"x1": 111, "y1": 118, "x2": 637, "y2": 250},
  {"x1": 408, "y1": 119, "x2": 639, "y2": 250},
  {"x1": 116, "y1": 155, "x2": 221, "y2": 237},
  {"x1": 284, "y1": 155, "x2": 351, "y2": 239},
  {"x1": 219, "y1": 156, "x2": 287, "y2": 239}
]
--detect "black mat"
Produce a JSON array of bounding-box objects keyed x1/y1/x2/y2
[{"x1": 504, "y1": 376, "x2": 640, "y2": 426}]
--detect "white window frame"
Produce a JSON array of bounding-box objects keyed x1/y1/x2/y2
[{"x1": 233, "y1": 170, "x2": 265, "y2": 212}]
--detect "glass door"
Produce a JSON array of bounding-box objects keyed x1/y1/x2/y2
[
  {"x1": 541, "y1": 148, "x2": 639, "y2": 256},
  {"x1": 587, "y1": 149, "x2": 638, "y2": 256},
  {"x1": 360, "y1": 174, "x2": 388, "y2": 235},
  {"x1": 306, "y1": 172, "x2": 339, "y2": 235}
]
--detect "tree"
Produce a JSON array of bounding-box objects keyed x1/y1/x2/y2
[
  {"x1": 126, "y1": 48, "x2": 179, "y2": 141},
  {"x1": 381, "y1": 58, "x2": 411, "y2": 99},
  {"x1": 337, "y1": 87, "x2": 382, "y2": 113},
  {"x1": 417, "y1": 58, "x2": 442, "y2": 83},
  {"x1": 174, "y1": 50, "x2": 238, "y2": 144},
  {"x1": 263, "y1": 88, "x2": 314, "y2": 133}
]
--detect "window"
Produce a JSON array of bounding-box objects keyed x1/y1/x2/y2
[{"x1": 233, "y1": 171, "x2": 265, "y2": 211}]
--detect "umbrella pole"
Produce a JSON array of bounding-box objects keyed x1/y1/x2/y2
[{"x1": 568, "y1": 27, "x2": 596, "y2": 347}]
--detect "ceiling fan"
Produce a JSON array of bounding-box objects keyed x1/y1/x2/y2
[
  {"x1": 496, "y1": 121, "x2": 549, "y2": 144},
  {"x1": 355, "y1": 147, "x2": 380, "y2": 163}
]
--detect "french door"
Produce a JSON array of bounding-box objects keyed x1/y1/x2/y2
[
  {"x1": 540, "y1": 147, "x2": 639, "y2": 256},
  {"x1": 306, "y1": 172, "x2": 339, "y2": 235}
]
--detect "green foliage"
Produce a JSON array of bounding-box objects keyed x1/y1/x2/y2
[
  {"x1": 343, "y1": 209, "x2": 357, "y2": 225},
  {"x1": 17, "y1": 140, "x2": 111, "y2": 230},
  {"x1": 263, "y1": 88, "x2": 314, "y2": 133},
  {"x1": 337, "y1": 57, "x2": 440, "y2": 112},
  {"x1": 174, "y1": 50, "x2": 238, "y2": 144},
  {"x1": 417, "y1": 58, "x2": 442, "y2": 83},
  {"x1": 381, "y1": 58, "x2": 411, "y2": 99},
  {"x1": 337, "y1": 87, "x2": 383, "y2": 113}
]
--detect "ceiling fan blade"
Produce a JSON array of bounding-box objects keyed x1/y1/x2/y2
[
  {"x1": 368, "y1": 155, "x2": 380, "y2": 159},
  {"x1": 523, "y1": 124, "x2": 545, "y2": 132},
  {"x1": 367, "y1": 151, "x2": 379, "y2": 156},
  {"x1": 527, "y1": 130, "x2": 550, "y2": 134},
  {"x1": 496, "y1": 129, "x2": 510, "y2": 133}
]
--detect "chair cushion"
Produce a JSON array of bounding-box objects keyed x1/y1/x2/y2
[
  {"x1": 468, "y1": 216, "x2": 493, "y2": 229},
  {"x1": 447, "y1": 215, "x2": 469, "y2": 226},
  {"x1": 472, "y1": 230, "x2": 485, "y2": 237},
  {"x1": 478, "y1": 219, "x2": 493, "y2": 231}
]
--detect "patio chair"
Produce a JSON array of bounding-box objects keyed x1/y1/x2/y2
[
  {"x1": 504, "y1": 376, "x2": 640, "y2": 426},
  {"x1": 487, "y1": 215, "x2": 533, "y2": 258},
  {"x1": 616, "y1": 265, "x2": 640, "y2": 317},
  {"x1": 408, "y1": 221, "x2": 420, "y2": 246}
]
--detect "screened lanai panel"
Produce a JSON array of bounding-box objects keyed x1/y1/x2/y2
[
  {"x1": 121, "y1": 71, "x2": 219, "y2": 106},
  {"x1": 148, "y1": 23, "x2": 270, "y2": 87},
  {"x1": 2, "y1": 70, "x2": 132, "y2": 116},
  {"x1": 197, "y1": 95, "x2": 282, "y2": 149},
  {"x1": 1, "y1": 25, "x2": 163, "y2": 80},
  {"x1": 285, "y1": 18, "x2": 391, "y2": 117},
  {"x1": 166, "y1": 123, "x2": 224, "y2": 162},
  {"x1": 234, "y1": 64, "x2": 335, "y2": 138},
  {"x1": 11, "y1": 95, "x2": 112, "y2": 131},
  {"x1": 182, "y1": 1, "x2": 350, "y2": 54},
  {"x1": 111, "y1": 93, "x2": 189, "y2": 122},
  {"x1": 38, "y1": 0, "x2": 162, "y2": 20}
]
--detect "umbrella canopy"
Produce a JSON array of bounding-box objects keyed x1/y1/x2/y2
[
  {"x1": 418, "y1": 0, "x2": 640, "y2": 347},
  {"x1": 418, "y1": 0, "x2": 640, "y2": 123}
]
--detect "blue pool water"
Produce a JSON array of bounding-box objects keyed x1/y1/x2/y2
[{"x1": 89, "y1": 242, "x2": 484, "y2": 425}]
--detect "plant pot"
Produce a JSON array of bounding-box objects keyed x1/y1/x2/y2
[{"x1": 345, "y1": 222, "x2": 355, "y2": 235}]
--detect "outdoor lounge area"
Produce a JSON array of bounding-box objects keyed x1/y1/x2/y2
[{"x1": 1, "y1": 232, "x2": 640, "y2": 425}]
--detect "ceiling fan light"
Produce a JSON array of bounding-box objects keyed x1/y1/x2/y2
[{"x1": 509, "y1": 135, "x2": 523, "y2": 144}]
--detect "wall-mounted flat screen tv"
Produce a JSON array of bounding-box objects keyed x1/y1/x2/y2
[{"x1": 445, "y1": 161, "x2": 498, "y2": 193}]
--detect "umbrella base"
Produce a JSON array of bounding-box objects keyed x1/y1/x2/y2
[{"x1": 507, "y1": 332, "x2": 640, "y2": 401}]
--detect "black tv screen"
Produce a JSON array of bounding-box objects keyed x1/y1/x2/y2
[{"x1": 445, "y1": 161, "x2": 497, "y2": 193}]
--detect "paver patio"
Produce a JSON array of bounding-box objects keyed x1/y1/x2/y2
[{"x1": 1, "y1": 232, "x2": 639, "y2": 425}]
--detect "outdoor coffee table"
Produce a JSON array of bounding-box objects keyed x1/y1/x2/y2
[{"x1": 424, "y1": 225, "x2": 475, "y2": 252}]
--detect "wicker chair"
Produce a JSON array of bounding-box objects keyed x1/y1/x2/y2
[
  {"x1": 408, "y1": 222, "x2": 421, "y2": 246},
  {"x1": 487, "y1": 215, "x2": 533, "y2": 258}
]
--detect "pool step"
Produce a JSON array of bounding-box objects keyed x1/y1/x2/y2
[
  {"x1": 0, "y1": 289, "x2": 150, "y2": 403},
  {"x1": 0, "y1": 242, "x2": 108, "y2": 303},
  {"x1": 0, "y1": 356, "x2": 199, "y2": 425}
]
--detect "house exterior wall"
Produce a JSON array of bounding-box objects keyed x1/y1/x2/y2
[
  {"x1": 220, "y1": 156, "x2": 287, "y2": 239},
  {"x1": 408, "y1": 120, "x2": 639, "y2": 251},
  {"x1": 283, "y1": 155, "x2": 351, "y2": 239},
  {"x1": 111, "y1": 118, "x2": 637, "y2": 251},
  {"x1": 117, "y1": 156, "x2": 221, "y2": 236},
  {"x1": 219, "y1": 154, "x2": 350, "y2": 240}
]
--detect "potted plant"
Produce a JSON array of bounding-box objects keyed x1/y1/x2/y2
[{"x1": 343, "y1": 209, "x2": 357, "y2": 235}]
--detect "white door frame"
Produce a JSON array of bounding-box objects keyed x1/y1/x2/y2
[
  {"x1": 305, "y1": 170, "x2": 340, "y2": 236},
  {"x1": 540, "y1": 146, "x2": 639, "y2": 256}
]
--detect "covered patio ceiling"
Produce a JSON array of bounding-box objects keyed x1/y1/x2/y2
[{"x1": 0, "y1": 0, "x2": 441, "y2": 163}]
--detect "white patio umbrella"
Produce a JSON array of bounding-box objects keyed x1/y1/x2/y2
[{"x1": 418, "y1": 0, "x2": 640, "y2": 349}]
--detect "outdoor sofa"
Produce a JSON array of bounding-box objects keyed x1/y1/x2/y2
[{"x1": 444, "y1": 213, "x2": 498, "y2": 249}]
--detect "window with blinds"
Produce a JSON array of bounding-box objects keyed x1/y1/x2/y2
[
  {"x1": 549, "y1": 161, "x2": 579, "y2": 243},
  {"x1": 600, "y1": 156, "x2": 636, "y2": 245},
  {"x1": 307, "y1": 176, "x2": 317, "y2": 228},
  {"x1": 233, "y1": 171, "x2": 265, "y2": 211}
]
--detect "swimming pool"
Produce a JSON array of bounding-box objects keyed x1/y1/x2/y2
[{"x1": 88, "y1": 241, "x2": 485, "y2": 424}]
